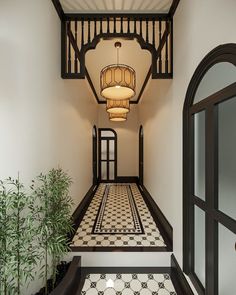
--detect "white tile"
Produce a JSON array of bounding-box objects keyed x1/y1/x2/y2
[{"x1": 71, "y1": 183, "x2": 167, "y2": 248}]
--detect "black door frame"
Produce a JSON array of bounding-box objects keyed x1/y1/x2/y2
[
  {"x1": 92, "y1": 125, "x2": 98, "y2": 185},
  {"x1": 183, "y1": 44, "x2": 236, "y2": 295},
  {"x1": 139, "y1": 125, "x2": 144, "y2": 185},
  {"x1": 98, "y1": 128, "x2": 117, "y2": 182}
]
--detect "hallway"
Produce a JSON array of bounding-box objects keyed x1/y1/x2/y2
[
  {"x1": 71, "y1": 183, "x2": 167, "y2": 250},
  {"x1": 1, "y1": 1, "x2": 236, "y2": 294}
]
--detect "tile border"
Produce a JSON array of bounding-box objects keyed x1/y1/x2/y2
[{"x1": 70, "y1": 182, "x2": 172, "y2": 252}]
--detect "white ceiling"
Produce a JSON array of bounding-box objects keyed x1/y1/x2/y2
[
  {"x1": 60, "y1": 0, "x2": 173, "y2": 13},
  {"x1": 86, "y1": 39, "x2": 151, "y2": 101}
]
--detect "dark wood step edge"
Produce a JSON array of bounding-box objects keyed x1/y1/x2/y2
[
  {"x1": 171, "y1": 254, "x2": 194, "y2": 295},
  {"x1": 50, "y1": 256, "x2": 81, "y2": 295}
]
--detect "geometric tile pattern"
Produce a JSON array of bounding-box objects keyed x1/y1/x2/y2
[
  {"x1": 81, "y1": 273, "x2": 177, "y2": 295},
  {"x1": 71, "y1": 183, "x2": 166, "y2": 248},
  {"x1": 93, "y1": 184, "x2": 144, "y2": 234}
]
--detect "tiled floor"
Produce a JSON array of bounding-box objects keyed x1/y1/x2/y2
[
  {"x1": 81, "y1": 273, "x2": 177, "y2": 295},
  {"x1": 71, "y1": 183, "x2": 166, "y2": 249}
]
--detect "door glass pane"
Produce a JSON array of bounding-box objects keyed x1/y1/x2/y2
[
  {"x1": 101, "y1": 130, "x2": 115, "y2": 137},
  {"x1": 194, "y1": 62, "x2": 236, "y2": 104},
  {"x1": 218, "y1": 97, "x2": 236, "y2": 220},
  {"x1": 194, "y1": 111, "x2": 205, "y2": 200},
  {"x1": 194, "y1": 206, "x2": 205, "y2": 287},
  {"x1": 109, "y1": 162, "x2": 115, "y2": 180},
  {"x1": 101, "y1": 162, "x2": 107, "y2": 180},
  {"x1": 219, "y1": 224, "x2": 236, "y2": 294},
  {"x1": 101, "y1": 140, "x2": 107, "y2": 160},
  {"x1": 109, "y1": 140, "x2": 115, "y2": 160}
]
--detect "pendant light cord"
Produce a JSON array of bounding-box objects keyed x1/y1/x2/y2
[
  {"x1": 115, "y1": 41, "x2": 121, "y2": 66},
  {"x1": 117, "y1": 46, "x2": 119, "y2": 65}
]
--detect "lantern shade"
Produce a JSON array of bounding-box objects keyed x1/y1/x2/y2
[
  {"x1": 106, "y1": 99, "x2": 130, "y2": 114},
  {"x1": 109, "y1": 113, "x2": 127, "y2": 122},
  {"x1": 101, "y1": 64, "x2": 136, "y2": 100}
]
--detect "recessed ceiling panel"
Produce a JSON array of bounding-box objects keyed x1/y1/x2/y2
[
  {"x1": 60, "y1": 0, "x2": 173, "y2": 13},
  {"x1": 86, "y1": 39, "x2": 151, "y2": 102}
]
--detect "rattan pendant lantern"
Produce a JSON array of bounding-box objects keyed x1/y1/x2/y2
[
  {"x1": 100, "y1": 42, "x2": 136, "y2": 100},
  {"x1": 106, "y1": 99, "x2": 130, "y2": 114},
  {"x1": 109, "y1": 113, "x2": 127, "y2": 122}
]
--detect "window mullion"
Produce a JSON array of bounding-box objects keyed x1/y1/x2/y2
[{"x1": 205, "y1": 105, "x2": 218, "y2": 295}]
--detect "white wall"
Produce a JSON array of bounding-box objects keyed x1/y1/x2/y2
[
  {"x1": 139, "y1": 0, "x2": 236, "y2": 274},
  {"x1": 0, "y1": 0, "x2": 98, "y2": 209},
  {"x1": 0, "y1": 2, "x2": 98, "y2": 292},
  {"x1": 98, "y1": 104, "x2": 139, "y2": 176}
]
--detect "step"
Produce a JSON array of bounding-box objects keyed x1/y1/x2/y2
[
  {"x1": 65, "y1": 252, "x2": 171, "y2": 267},
  {"x1": 51, "y1": 255, "x2": 194, "y2": 295}
]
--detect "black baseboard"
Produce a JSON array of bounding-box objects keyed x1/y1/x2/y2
[
  {"x1": 100, "y1": 176, "x2": 139, "y2": 183},
  {"x1": 70, "y1": 185, "x2": 97, "y2": 240},
  {"x1": 170, "y1": 254, "x2": 194, "y2": 295},
  {"x1": 116, "y1": 176, "x2": 139, "y2": 183},
  {"x1": 139, "y1": 185, "x2": 173, "y2": 251}
]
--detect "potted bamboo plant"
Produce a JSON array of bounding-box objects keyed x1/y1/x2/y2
[
  {"x1": 0, "y1": 176, "x2": 39, "y2": 295},
  {"x1": 32, "y1": 168, "x2": 74, "y2": 295}
]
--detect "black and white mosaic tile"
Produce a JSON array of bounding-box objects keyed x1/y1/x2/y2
[
  {"x1": 71, "y1": 183, "x2": 166, "y2": 248},
  {"x1": 93, "y1": 184, "x2": 144, "y2": 234},
  {"x1": 81, "y1": 273, "x2": 177, "y2": 295}
]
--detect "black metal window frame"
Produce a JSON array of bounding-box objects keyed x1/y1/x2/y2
[
  {"x1": 98, "y1": 128, "x2": 117, "y2": 182},
  {"x1": 183, "y1": 44, "x2": 236, "y2": 295}
]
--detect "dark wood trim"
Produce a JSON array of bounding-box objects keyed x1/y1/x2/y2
[
  {"x1": 188, "y1": 272, "x2": 204, "y2": 295},
  {"x1": 66, "y1": 25, "x2": 100, "y2": 103},
  {"x1": 71, "y1": 245, "x2": 169, "y2": 252},
  {"x1": 62, "y1": 15, "x2": 173, "y2": 82},
  {"x1": 190, "y1": 82, "x2": 236, "y2": 114},
  {"x1": 61, "y1": 20, "x2": 67, "y2": 78},
  {"x1": 115, "y1": 176, "x2": 139, "y2": 183},
  {"x1": 85, "y1": 69, "x2": 100, "y2": 103},
  {"x1": 170, "y1": 254, "x2": 194, "y2": 295},
  {"x1": 50, "y1": 256, "x2": 81, "y2": 295},
  {"x1": 140, "y1": 185, "x2": 173, "y2": 251},
  {"x1": 51, "y1": 0, "x2": 65, "y2": 21},
  {"x1": 65, "y1": 13, "x2": 171, "y2": 21},
  {"x1": 168, "y1": 0, "x2": 180, "y2": 17},
  {"x1": 92, "y1": 126, "x2": 98, "y2": 185},
  {"x1": 183, "y1": 44, "x2": 236, "y2": 109},
  {"x1": 139, "y1": 126, "x2": 144, "y2": 185},
  {"x1": 137, "y1": 67, "x2": 152, "y2": 103},
  {"x1": 70, "y1": 185, "x2": 97, "y2": 240}
]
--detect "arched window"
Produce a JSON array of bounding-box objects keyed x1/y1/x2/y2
[{"x1": 183, "y1": 44, "x2": 236, "y2": 295}]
